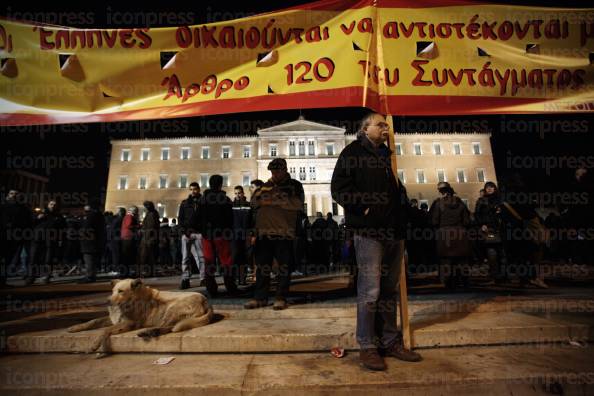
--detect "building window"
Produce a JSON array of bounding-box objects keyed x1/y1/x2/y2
[
  {"x1": 397, "y1": 170, "x2": 405, "y2": 183},
  {"x1": 159, "y1": 175, "x2": 168, "y2": 189},
  {"x1": 222, "y1": 174, "x2": 230, "y2": 187},
  {"x1": 472, "y1": 142, "x2": 482, "y2": 155},
  {"x1": 419, "y1": 199, "x2": 429, "y2": 207},
  {"x1": 141, "y1": 148, "x2": 150, "y2": 161},
  {"x1": 413, "y1": 143, "x2": 422, "y2": 156},
  {"x1": 289, "y1": 167, "x2": 296, "y2": 179},
  {"x1": 202, "y1": 147, "x2": 210, "y2": 159},
  {"x1": 242, "y1": 174, "x2": 251, "y2": 186},
  {"x1": 395, "y1": 144, "x2": 403, "y2": 155},
  {"x1": 309, "y1": 166, "x2": 316, "y2": 181},
  {"x1": 181, "y1": 147, "x2": 190, "y2": 160},
  {"x1": 138, "y1": 176, "x2": 147, "y2": 190},
  {"x1": 269, "y1": 144, "x2": 277, "y2": 157},
  {"x1": 476, "y1": 168, "x2": 486, "y2": 182},
  {"x1": 433, "y1": 142, "x2": 442, "y2": 155},
  {"x1": 308, "y1": 140, "x2": 315, "y2": 156},
  {"x1": 161, "y1": 148, "x2": 170, "y2": 160},
  {"x1": 157, "y1": 203, "x2": 165, "y2": 218},
  {"x1": 326, "y1": 143, "x2": 335, "y2": 156},
  {"x1": 200, "y1": 174, "x2": 208, "y2": 188},
  {"x1": 298, "y1": 141, "x2": 305, "y2": 156},
  {"x1": 289, "y1": 141, "x2": 296, "y2": 156},
  {"x1": 299, "y1": 167, "x2": 306, "y2": 181},
  {"x1": 118, "y1": 176, "x2": 128, "y2": 190},
  {"x1": 179, "y1": 175, "x2": 188, "y2": 188},
  {"x1": 243, "y1": 146, "x2": 251, "y2": 158},
  {"x1": 437, "y1": 169, "x2": 446, "y2": 182},
  {"x1": 222, "y1": 146, "x2": 230, "y2": 159},
  {"x1": 453, "y1": 143, "x2": 461, "y2": 155},
  {"x1": 457, "y1": 169, "x2": 467, "y2": 183},
  {"x1": 332, "y1": 202, "x2": 338, "y2": 216},
  {"x1": 416, "y1": 169, "x2": 425, "y2": 184},
  {"x1": 121, "y1": 149, "x2": 131, "y2": 162}
]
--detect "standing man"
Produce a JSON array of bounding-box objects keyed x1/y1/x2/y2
[
  {"x1": 232, "y1": 185, "x2": 251, "y2": 285},
  {"x1": 1, "y1": 189, "x2": 31, "y2": 287},
  {"x1": 178, "y1": 182, "x2": 205, "y2": 290},
  {"x1": 200, "y1": 175, "x2": 237, "y2": 296},
  {"x1": 244, "y1": 158, "x2": 304, "y2": 310},
  {"x1": 139, "y1": 201, "x2": 160, "y2": 277},
  {"x1": 331, "y1": 112, "x2": 422, "y2": 371},
  {"x1": 78, "y1": 203, "x2": 106, "y2": 283},
  {"x1": 120, "y1": 206, "x2": 140, "y2": 278}
]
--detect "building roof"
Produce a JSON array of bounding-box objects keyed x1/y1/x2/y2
[{"x1": 258, "y1": 116, "x2": 345, "y2": 133}]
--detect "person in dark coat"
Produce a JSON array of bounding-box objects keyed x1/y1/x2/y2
[
  {"x1": 200, "y1": 175, "x2": 237, "y2": 296},
  {"x1": 26, "y1": 199, "x2": 66, "y2": 285},
  {"x1": 139, "y1": 201, "x2": 160, "y2": 277},
  {"x1": 429, "y1": 182, "x2": 471, "y2": 289},
  {"x1": 1, "y1": 189, "x2": 32, "y2": 286},
  {"x1": 78, "y1": 203, "x2": 106, "y2": 283},
  {"x1": 474, "y1": 181, "x2": 508, "y2": 283},
  {"x1": 158, "y1": 217, "x2": 173, "y2": 271},
  {"x1": 310, "y1": 212, "x2": 329, "y2": 273},
  {"x1": 331, "y1": 112, "x2": 421, "y2": 370},
  {"x1": 110, "y1": 207, "x2": 126, "y2": 275},
  {"x1": 232, "y1": 185, "x2": 251, "y2": 285},
  {"x1": 178, "y1": 182, "x2": 205, "y2": 289}
]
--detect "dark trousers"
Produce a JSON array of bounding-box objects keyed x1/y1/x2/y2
[
  {"x1": 121, "y1": 239, "x2": 137, "y2": 277},
  {"x1": 28, "y1": 242, "x2": 57, "y2": 279},
  {"x1": 253, "y1": 236, "x2": 294, "y2": 301},
  {"x1": 83, "y1": 253, "x2": 99, "y2": 279}
]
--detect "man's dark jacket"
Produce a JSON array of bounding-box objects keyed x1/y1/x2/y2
[
  {"x1": 178, "y1": 194, "x2": 202, "y2": 234},
  {"x1": 331, "y1": 136, "x2": 409, "y2": 240}
]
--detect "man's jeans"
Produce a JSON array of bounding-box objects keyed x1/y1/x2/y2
[
  {"x1": 354, "y1": 234, "x2": 404, "y2": 350},
  {"x1": 181, "y1": 233, "x2": 205, "y2": 281}
]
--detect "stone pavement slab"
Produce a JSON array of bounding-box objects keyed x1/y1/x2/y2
[{"x1": 1, "y1": 344, "x2": 593, "y2": 395}]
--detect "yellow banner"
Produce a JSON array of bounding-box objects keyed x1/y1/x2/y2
[{"x1": 1, "y1": 0, "x2": 593, "y2": 125}]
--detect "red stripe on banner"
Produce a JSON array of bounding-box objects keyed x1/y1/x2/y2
[{"x1": 0, "y1": 87, "x2": 585, "y2": 126}]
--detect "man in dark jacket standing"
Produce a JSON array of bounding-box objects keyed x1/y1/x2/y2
[
  {"x1": 178, "y1": 182, "x2": 205, "y2": 290},
  {"x1": 331, "y1": 112, "x2": 421, "y2": 371},
  {"x1": 1, "y1": 189, "x2": 31, "y2": 286},
  {"x1": 139, "y1": 201, "x2": 160, "y2": 277},
  {"x1": 232, "y1": 185, "x2": 251, "y2": 285},
  {"x1": 200, "y1": 175, "x2": 236, "y2": 296},
  {"x1": 244, "y1": 158, "x2": 304, "y2": 310},
  {"x1": 78, "y1": 203, "x2": 106, "y2": 283}
]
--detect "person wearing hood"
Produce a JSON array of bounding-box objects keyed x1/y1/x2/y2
[
  {"x1": 177, "y1": 182, "x2": 205, "y2": 290},
  {"x1": 200, "y1": 174, "x2": 237, "y2": 297},
  {"x1": 429, "y1": 182, "x2": 471, "y2": 289},
  {"x1": 139, "y1": 201, "x2": 160, "y2": 277},
  {"x1": 474, "y1": 181, "x2": 507, "y2": 283}
]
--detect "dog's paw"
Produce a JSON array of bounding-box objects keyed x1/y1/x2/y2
[
  {"x1": 95, "y1": 352, "x2": 109, "y2": 359},
  {"x1": 67, "y1": 325, "x2": 83, "y2": 333},
  {"x1": 137, "y1": 329, "x2": 160, "y2": 340}
]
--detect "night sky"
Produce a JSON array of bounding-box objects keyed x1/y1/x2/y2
[{"x1": 1, "y1": 0, "x2": 593, "y2": 209}]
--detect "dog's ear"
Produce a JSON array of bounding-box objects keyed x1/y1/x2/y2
[
  {"x1": 131, "y1": 278, "x2": 143, "y2": 289},
  {"x1": 110, "y1": 279, "x2": 119, "y2": 288}
]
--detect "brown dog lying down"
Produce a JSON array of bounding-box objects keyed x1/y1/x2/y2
[{"x1": 67, "y1": 278, "x2": 213, "y2": 354}]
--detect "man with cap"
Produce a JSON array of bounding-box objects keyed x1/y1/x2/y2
[{"x1": 244, "y1": 158, "x2": 304, "y2": 310}]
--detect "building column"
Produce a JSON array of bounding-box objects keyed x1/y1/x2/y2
[{"x1": 306, "y1": 194, "x2": 313, "y2": 216}]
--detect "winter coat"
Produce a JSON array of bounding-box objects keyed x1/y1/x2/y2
[{"x1": 430, "y1": 195, "x2": 471, "y2": 257}]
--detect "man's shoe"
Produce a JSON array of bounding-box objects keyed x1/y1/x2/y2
[
  {"x1": 529, "y1": 278, "x2": 549, "y2": 289},
  {"x1": 382, "y1": 343, "x2": 422, "y2": 362},
  {"x1": 244, "y1": 299, "x2": 268, "y2": 309},
  {"x1": 359, "y1": 348, "x2": 386, "y2": 371},
  {"x1": 179, "y1": 278, "x2": 190, "y2": 290},
  {"x1": 272, "y1": 298, "x2": 287, "y2": 310}
]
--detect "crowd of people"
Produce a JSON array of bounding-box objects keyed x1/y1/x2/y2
[{"x1": 2, "y1": 112, "x2": 593, "y2": 370}]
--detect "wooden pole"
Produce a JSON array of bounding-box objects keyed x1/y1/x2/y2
[{"x1": 386, "y1": 115, "x2": 412, "y2": 350}]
